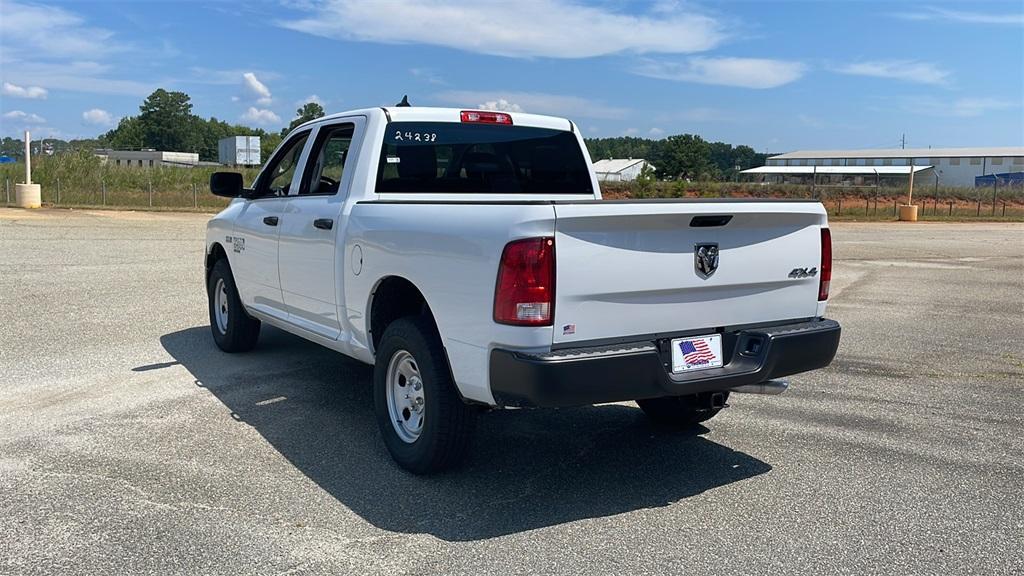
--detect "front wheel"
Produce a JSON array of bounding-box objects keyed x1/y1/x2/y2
[
  {"x1": 637, "y1": 392, "x2": 729, "y2": 429},
  {"x1": 207, "y1": 258, "x2": 261, "y2": 352},
  {"x1": 374, "y1": 316, "x2": 475, "y2": 474}
]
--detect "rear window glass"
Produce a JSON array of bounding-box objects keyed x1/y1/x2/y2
[{"x1": 376, "y1": 122, "x2": 593, "y2": 194}]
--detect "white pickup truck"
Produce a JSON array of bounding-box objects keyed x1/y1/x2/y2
[{"x1": 205, "y1": 105, "x2": 841, "y2": 473}]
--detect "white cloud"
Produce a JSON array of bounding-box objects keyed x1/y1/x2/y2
[
  {"x1": 836, "y1": 60, "x2": 950, "y2": 85},
  {"x1": 893, "y1": 7, "x2": 1024, "y2": 26},
  {"x1": 0, "y1": 0, "x2": 124, "y2": 59},
  {"x1": 479, "y1": 99, "x2": 523, "y2": 113},
  {"x1": 241, "y1": 107, "x2": 281, "y2": 125},
  {"x1": 623, "y1": 128, "x2": 640, "y2": 136},
  {"x1": 242, "y1": 72, "x2": 273, "y2": 105},
  {"x1": 0, "y1": 3, "x2": 144, "y2": 97},
  {"x1": 279, "y1": 0, "x2": 724, "y2": 58},
  {"x1": 1, "y1": 61, "x2": 154, "y2": 96},
  {"x1": 649, "y1": 127, "x2": 665, "y2": 136},
  {"x1": 436, "y1": 90, "x2": 628, "y2": 119},
  {"x1": 3, "y1": 110, "x2": 46, "y2": 124},
  {"x1": 636, "y1": 57, "x2": 807, "y2": 89},
  {"x1": 2, "y1": 82, "x2": 48, "y2": 99},
  {"x1": 82, "y1": 108, "x2": 114, "y2": 126}
]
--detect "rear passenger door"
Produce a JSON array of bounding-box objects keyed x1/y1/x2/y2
[{"x1": 278, "y1": 118, "x2": 364, "y2": 340}]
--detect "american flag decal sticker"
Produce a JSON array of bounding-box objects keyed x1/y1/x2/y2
[
  {"x1": 672, "y1": 335, "x2": 724, "y2": 372},
  {"x1": 679, "y1": 340, "x2": 715, "y2": 365}
]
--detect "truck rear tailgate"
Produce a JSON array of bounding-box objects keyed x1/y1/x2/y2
[{"x1": 551, "y1": 201, "x2": 827, "y2": 345}]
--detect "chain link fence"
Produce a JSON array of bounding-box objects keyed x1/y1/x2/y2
[{"x1": 3, "y1": 154, "x2": 1022, "y2": 220}]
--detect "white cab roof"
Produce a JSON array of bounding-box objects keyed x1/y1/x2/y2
[{"x1": 302, "y1": 106, "x2": 574, "y2": 132}]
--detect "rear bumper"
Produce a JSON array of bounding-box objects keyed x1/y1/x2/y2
[{"x1": 489, "y1": 318, "x2": 841, "y2": 408}]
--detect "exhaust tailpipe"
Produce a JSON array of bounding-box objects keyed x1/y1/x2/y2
[{"x1": 731, "y1": 379, "x2": 789, "y2": 395}]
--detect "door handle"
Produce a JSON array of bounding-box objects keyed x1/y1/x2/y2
[
  {"x1": 313, "y1": 218, "x2": 334, "y2": 230},
  {"x1": 690, "y1": 215, "x2": 732, "y2": 227},
  {"x1": 263, "y1": 216, "x2": 279, "y2": 226}
]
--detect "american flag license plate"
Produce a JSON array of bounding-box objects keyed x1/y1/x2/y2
[{"x1": 671, "y1": 334, "x2": 724, "y2": 373}]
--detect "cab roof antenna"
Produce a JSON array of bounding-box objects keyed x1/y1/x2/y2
[{"x1": 396, "y1": 95, "x2": 411, "y2": 107}]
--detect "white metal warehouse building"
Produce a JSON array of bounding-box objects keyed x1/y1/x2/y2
[
  {"x1": 96, "y1": 149, "x2": 200, "y2": 168},
  {"x1": 747, "y1": 147, "x2": 1023, "y2": 187},
  {"x1": 592, "y1": 158, "x2": 655, "y2": 182}
]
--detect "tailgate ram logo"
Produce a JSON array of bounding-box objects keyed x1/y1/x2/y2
[{"x1": 694, "y1": 243, "x2": 719, "y2": 279}]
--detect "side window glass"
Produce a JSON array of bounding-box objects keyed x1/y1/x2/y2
[
  {"x1": 301, "y1": 123, "x2": 355, "y2": 196},
  {"x1": 261, "y1": 132, "x2": 310, "y2": 197}
]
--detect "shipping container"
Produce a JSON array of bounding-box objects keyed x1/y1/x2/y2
[{"x1": 218, "y1": 136, "x2": 261, "y2": 166}]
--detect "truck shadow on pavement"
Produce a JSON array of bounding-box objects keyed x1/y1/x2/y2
[{"x1": 160, "y1": 325, "x2": 771, "y2": 542}]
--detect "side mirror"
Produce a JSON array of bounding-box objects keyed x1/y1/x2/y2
[{"x1": 210, "y1": 172, "x2": 248, "y2": 198}]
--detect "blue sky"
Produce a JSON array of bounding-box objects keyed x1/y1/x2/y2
[{"x1": 1, "y1": 0, "x2": 1022, "y2": 152}]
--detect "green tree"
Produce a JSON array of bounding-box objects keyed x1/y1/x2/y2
[
  {"x1": 260, "y1": 132, "x2": 283, "y2": 161},
  {"x1": 288, "y1": 102, "x2": 325, "y2": 131},
  {"x1": 137, "y1": 89, "x2": 201, "y2": 152},
  {"x1": 633, "y1": 163, "x2": 656, "y2": 197},
  {"x1": 654, "y1": 134, "x2": 714, "y2": 181},
  {"x1": 102, "y1": 116, "x2": 145, "y2": 150},
  {"x1": 707, "y1": 142, "x2": 766, "y2": 180}
]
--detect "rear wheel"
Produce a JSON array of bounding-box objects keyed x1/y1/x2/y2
[
  {"x1": 207, "y1": 258, "x2": 261, "y2": 352},
  {"x1": 637, "y1": 392, "x2": 729, "y2": 429},
  {"x1": 374, "y1": 316, "x2": 475, "y2": 474}
]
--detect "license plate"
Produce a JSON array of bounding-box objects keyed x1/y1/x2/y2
[{"x1": 671, "y1": 334, "x2": 724, "y2": 373}]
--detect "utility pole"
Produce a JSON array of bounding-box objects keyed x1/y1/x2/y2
[{"x1": 901, "y1": 134, "x2": 905, "y2": 150}]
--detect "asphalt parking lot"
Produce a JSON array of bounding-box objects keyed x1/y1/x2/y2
[{"x1": 1, "y1": 208, "x2": 1022, "y2": 575}]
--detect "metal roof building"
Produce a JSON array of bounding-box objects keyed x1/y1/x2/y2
[
  {"x1": 767, "y1": 147, "x2": 1023, "y2": 161},
  {"x1": 96, "y1": 149, "x2": 200, "y2": 168},
  {"x1": 592, "y1": 158, "x2": 655, "y2": 182},
  {"x1": 750, "y1": 146, "x2": 1024, "y2": 187}
]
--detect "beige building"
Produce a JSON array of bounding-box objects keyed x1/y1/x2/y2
[{"x1": 96, "y1": 149, "x2": 200, "y2": 168}]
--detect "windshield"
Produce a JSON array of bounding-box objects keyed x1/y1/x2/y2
[{"x1": 376, "y1": 122, "x2": 593, "y2": 194}]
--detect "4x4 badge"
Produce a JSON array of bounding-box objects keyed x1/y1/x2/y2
[{"x1": 694, "y1": 243, "x2": 719, "y2": 279}]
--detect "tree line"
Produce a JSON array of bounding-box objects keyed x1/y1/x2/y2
[
  {"x1": 97, "y1": 89, "x2": 326, "y2": 161},
  {"x1": 2, "y1": 88, "x2": 768, "y2": 180},
  {"x1": 0, "y1": 89, "x2": 326, "y2": 163},
  {"x1": 586, "y1": 136, "x2": 769, "y2": 181}
]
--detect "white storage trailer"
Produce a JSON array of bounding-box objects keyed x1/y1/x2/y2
[{"x1": 218, "y1": 136, "x2": 261, "y2": 166}]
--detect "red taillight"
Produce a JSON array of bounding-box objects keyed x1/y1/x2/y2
[
  {"x1": 494, "y1": 237, "x2": 555, "y2": 326},
  {"x1": 819, "y1": 228, "x2": 832, "y2": 301},
  {"x1": 461, "y1": 110, "x2": 513, "y2": 125}
]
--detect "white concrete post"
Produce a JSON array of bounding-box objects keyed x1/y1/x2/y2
[
  {"x1": 15, "y1": 130, "x2": 42, "y2": 209},
  {"x1": 25, "y1": 132, "x2": 32, "y2": 184}
]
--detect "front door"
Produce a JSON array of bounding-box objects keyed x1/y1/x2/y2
[
  {"x1": 230, "y1": 130, "x2": 311, "y2": 319},
  {"x1": 278, "y1": 118, "x2": 363, "y2": 339}
]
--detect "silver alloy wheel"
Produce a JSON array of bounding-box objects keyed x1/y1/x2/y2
[
  {"x1": 385, "y1": 349, "x2": 425, "y2": 443},
  {"x1": 214, "y1": 278, "x2": 229, "y2": 334}
]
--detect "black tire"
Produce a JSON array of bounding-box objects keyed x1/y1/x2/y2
[
  {"x1": 207, "y1": 258, "x2": 261, "y2": 353},
  {"x1": 374, "y1": 316, "x2": 475, "y2": 474},
  {"x1": 637, "y1": 392, "x2": 730, "y2": 429}
]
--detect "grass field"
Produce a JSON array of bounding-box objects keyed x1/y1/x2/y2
[
  {"x1": 3, "y1": 153, "x2": 1022, "y2": 220},
  {"x1": 0, "y1": 151, "x2": 258, "y2": 210}
]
